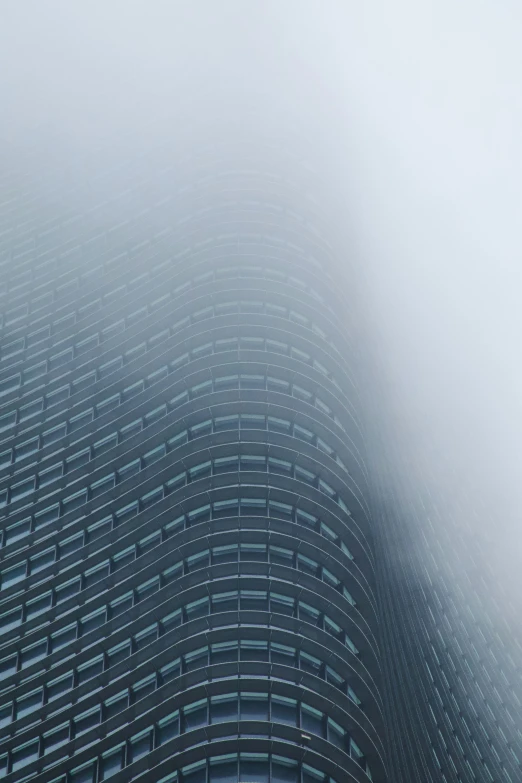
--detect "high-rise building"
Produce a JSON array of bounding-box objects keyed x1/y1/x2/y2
[{"x1": 0, "y1": 138, "x2": 520, "y2": 783}]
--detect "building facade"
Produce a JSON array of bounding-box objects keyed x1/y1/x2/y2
[
  {"x1": 0, "y1": 144, "x2": 385, "y2": 783},
  {"x1": 0, "y1": 138, "x2": 520, "y2": 783}
]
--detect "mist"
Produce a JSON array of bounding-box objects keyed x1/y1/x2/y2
[{"x1": 1, "y1": 1, "x2": 521, "y2": 597}]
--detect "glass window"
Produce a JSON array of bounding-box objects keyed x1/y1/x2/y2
[
  {"x1": 26, "y1": 592, "x2": 52, "y2": 621},
  {"x1": 213, "y1": 498, "x2": 239, "y2": 518},
  {"x1": 296, "y1": 508, "x2": 319, "y2": 529},
  {"x1": 158, "y1": 710, "x2": 180, "y2": 743},
  {"x1": 212, "y1": 592, "x2": 237, "y2": 613},
  {"x1": 303, "y1": 765, "x2": 327, "y2": 783},
  {"x1": 136, "y1": 577, "x2": 159, "y2": 602},
  {"x1": 182, "y1": 761, "x2": 206, "y2": 783},
  {"x1": 159, "y1": 658, "x2": 181, "y2": 684},
  {"x1": 134, "y1": 624, "x2": 158, "y2": 651},
  {"x1": 120, "y1": 418, "x2": 143, "y2": 442},
  {"x1": 293, "y1": 425, "x2": 315, "y2": 444},
  {"x1": 62, "y1": 489, "x2": 87, "y2": 514},
  {"x1": 240, "y1": 591, "x2": 269, "y2": 611},
  {"x1": 5, "y1": 518, "x2": 31, "y2": 544},
  {"x1": 269, "y1": 501, "x2": 293, "y2": 520},
  {"x1": 271, "y1": 593, "x2": 294, "y2": 617},
  {"x1": 240, "y1": 373, "x2": 265, "y2": 390},
  {"x1": 76, "y1": 656, "x2": 103, "y2": 685},
  {"x1": 267, "y1": 339, "x2": 288, "y2": 355},
  {"x1": 43, "y1": 723, "x2": 69, "y2": 754},
  {"x1": 302, "y1": 704, "x2": 324, "y2": 737},
  {"x1": 2, "y1": 562, "x2": 26, "y2": 589},
  {"x1": 165, "y1": 472, "x2": 186, "y2": 493},
  {"x1": 210, "y1": 693, "x2": 237, "y2": 724},
  {"x1": 118, "y1": 459, "x2": 141, "y2": 483},
  {"x1": 184, "y1": 647, "x2": 208, "y2": 672},
  {"x1": 162, "y1": 561, "x2": 183, "y2": 585},
  {"x1": 323, "y1": 567, "x2": 340, "y2": 590},
  {"x1": 86, "y1": 517, "x2": 111, "y2": 542},
  {"x1": 293, "y1": 385, "x2": 313, "y2": 403},
  {"x1": 239, "y1": 753, "x2": 269, "y2": 782},
  {"x1": 47, "y1": 674, "x2": 73, "y2": 702},
  {"x1": 128, "y1": 729, "x2": 152, "y2": 763},
  {"x1": 139, "y1": 531, "x2": 161, "y2": 555},
  {"x1": 14, "y1": 437, "x2": 39, "y2": 461},
  {"x1": 209, "y1": 640, "x2": 236, "y2": 666},
  {"x1": 90, "y1": 474, "x2": 115, "y2": 499},
  {"x1": 0, "y1": 654, "x2": 17, "y2": 679},
  {"x1": 20, "y1": 640, "x2": 47, "y2": 669},
  {"x1": 240, "y1": 640, "x2": 269, "y2": 662},
  {"x1": 140, "y1": 486, "x2": 164, "y2": 509},
  {"x1": 324, "y1": 617, "x2": 343, "y2": 642},
  {"x1": 240, "y1": 544, "x2": 266, "y2": 562},
  {"x1": 189, "y1": 461, "x2": 212, "y2": 481},
  {"x1": 163, "y1": 515, "x2": 185, "y2": 537},
  {"x1": 297, "y1": 554, "x2": 319, "y2": 577},
  {"x1": 109, "y1": 592, "x2": 133, "y2": 620},
  {"x1": 167, "y1": 430, "x2": 189, "y2": 451},
  {"x1": 11, "y1": 739, "x2": 39, "y2": 771},
  {"x1": 132, "y1": 674, "x2": 156, "y2": 703},
  {"x1": 209, "y1": 755, "x2": 237, "y2": 782},
  {"x1": 240, "y1": 413, "x2": 265, "y2": 430},
  {"x1": 272, "y1": 756, "x2": 299, "y2": 783},
  {"x1": 74, "y1": 706, "x2": 101, "y2": 736},
  {"x1": 190, "y1": 420, "x2": 212, "y2": 439},
  {"x1": 73, "y1": 372, "x2": 96, "y2": 393},
  {"x1": 294, "y1": 467, "x2": 316, "y2": 489},
  {"x1": 146, "y1": 365, "x2": 169, "y2": 386},
  {"x1": 186, "y1": 551, "x2": 210, "y2": 573},
  {"x1": 10, "y1": 477, "x2": 35, "y2": 502},
  {"x1": 191, "y1": 342, "x2": 213, "y2": 359},
  {"x1": 240, "y1": 693, "x2": 269, "y2": 721},
  {"x1": 80, "y1": 609, "x2": 105, "y2": 636},
  {"x1": 39, "y1": 462, "x2": 64, "y2": 486},
  {"x1": 187, "y1": 504, "x2": 211, "y2": 525},
  {"x1": 50, "y1": 623, "x2": 76, "y2": 652},
  {"x1": 92, "y1": 434, "x2": 118, "y2": 457},
  {"x1": 96, "y1": 394, "x2": 121, "y2": 416},
  {"x1": 143, "y1": 444, "x2": 166, "y2": 467},
  {"x1": 321, "y1": 523, "x2": 338, "y2": 544},
  {"x1": 299, "y1": 602, "x2": 320, "y2": 625},
  {"x1": 214, "y1": 375, "x2": 238, "y2": 392},
  {"x1": 267, "y1": 414, "x2": 291, "y2": 432},
  {"x1": 185, "y1": 598, "x2": 209, "y2": 621},
  {"x1": 271, "y1": 696, "x2": 297, "y2": 726},
  {"x1": 271, "y1": 643, "x2": 295, "y2": 666},
  {"x1": 34, "y1": 504, "x2": 59, "y2": 530},
  {"x1": 214, "y1": 414, "x2": 239, "y2": 431},
  {"x1": 214, "y1": 455, "x2": 240, "y2": 474},
  {"x1": 0, "y1": 450, "x2": 12, "y2": 470},
  {"x1": 269, "y1": 546, "x2": 293, "y2": 567},
  {"x1": 240, "y1": 497, "x2": 266, "y2": 516},
  {"x1": 144, "y1": 404, "x2": 167, "y2": 426},
  {"x1": 16, "y1": 689, "x2": 42, "y2": 719},
  {"x1": 170, "y1": 352, "x2": 189, "y2": 371},
  {"x1": 99, "y1": 745, "x2": 125, "y2": 780},
  {"x1": 268, "y1": 457, "x2": 292, "y2": 475},
  {"x1": 300, "y1": 652, "x2": 322, "y2": 676},
  {"x1": 183, "y1": 699, "x2": 207, "y2": 731},
  {"x1": 215, "y1": 301, "x2": 238, "y2": 316},
  {"x1": 69, "y1": 761, "x2": 95, "y2": 783}
]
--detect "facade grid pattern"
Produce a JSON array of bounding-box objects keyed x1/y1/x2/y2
[{"x1": 1, "y1": 144, "x2": 520, "y2": 783}]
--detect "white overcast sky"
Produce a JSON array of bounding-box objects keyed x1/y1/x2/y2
[{"x1": 1, "y1": 1, "x2": 521, "y2": 565}]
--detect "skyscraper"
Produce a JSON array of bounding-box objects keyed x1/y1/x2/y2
[{"x1": 0, "y1": 137, "x2": 520, "y2": 783}]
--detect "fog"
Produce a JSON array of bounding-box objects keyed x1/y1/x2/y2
[{"x1": 1, "y1": 1, "x2": 521, "y2": 588}]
